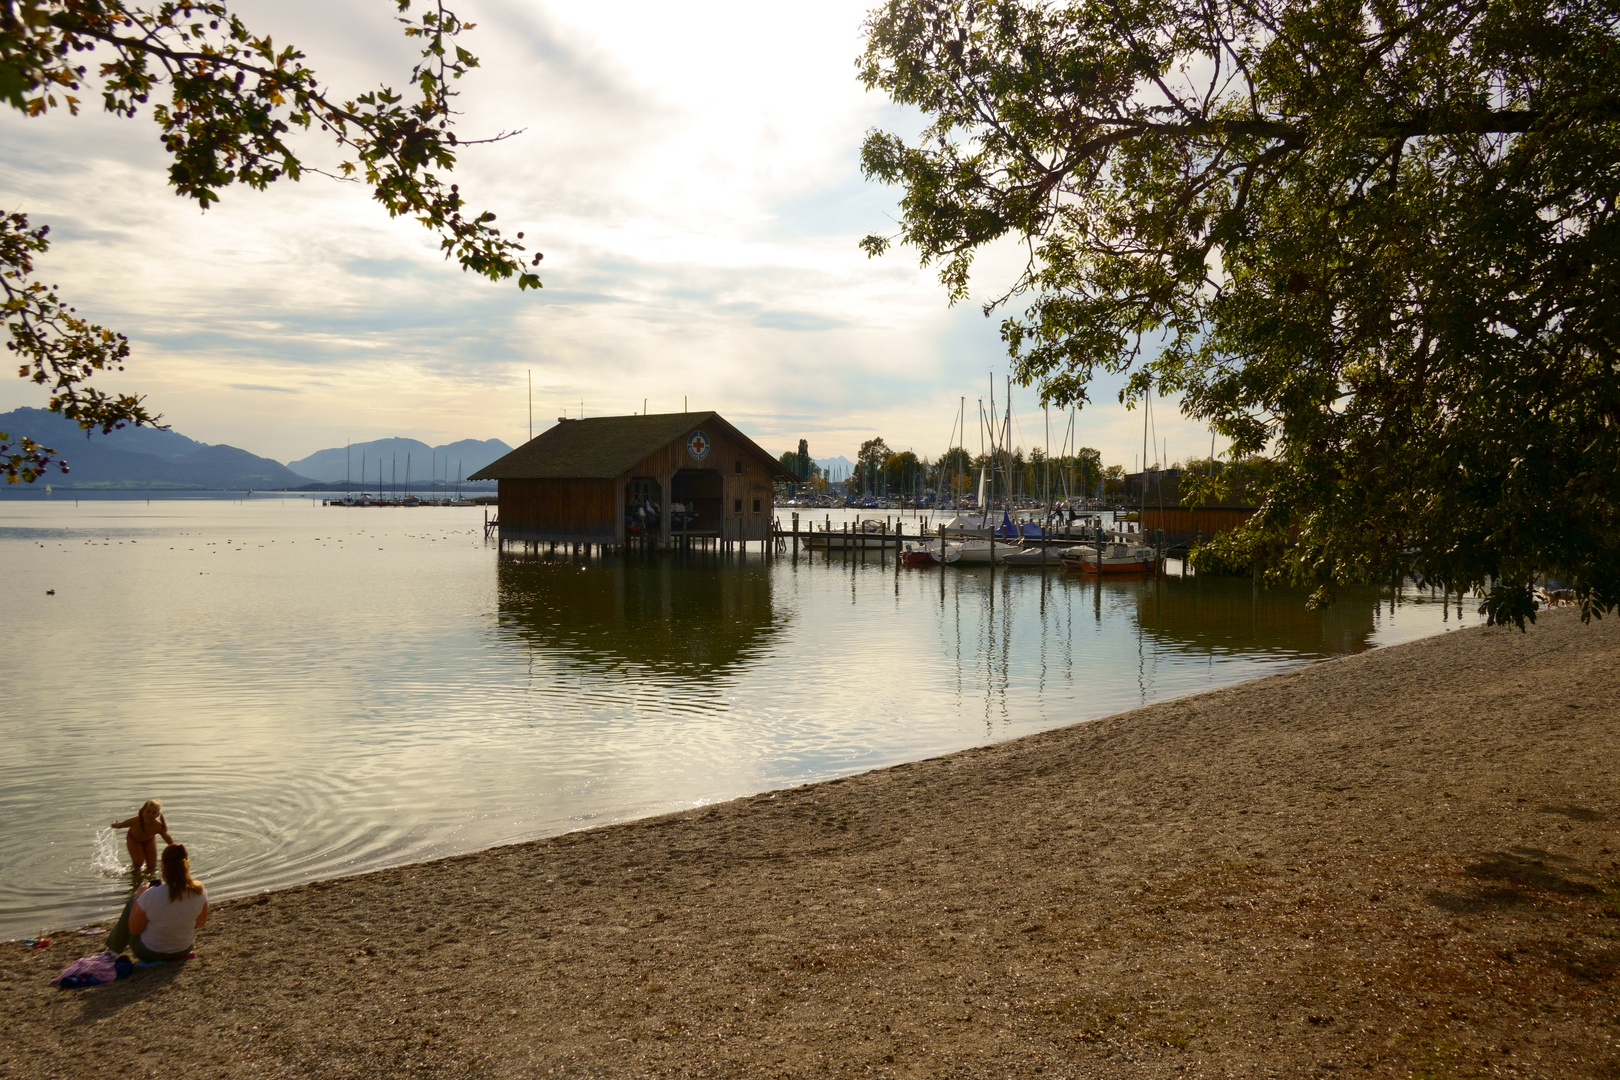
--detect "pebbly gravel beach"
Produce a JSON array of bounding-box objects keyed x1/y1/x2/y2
[{"x1": 5, "y1": 608, "x2": 1618, "y2": 1079}]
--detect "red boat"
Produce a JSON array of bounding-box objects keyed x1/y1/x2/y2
[{"x1": 901, "y1": 546, "x2": 938, "y2": 568}]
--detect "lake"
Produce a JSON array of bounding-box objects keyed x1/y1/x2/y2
[{"x1": 0, "y1": 496, "x2": 1477, "y2": 938}]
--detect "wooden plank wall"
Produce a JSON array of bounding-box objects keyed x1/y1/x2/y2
[
  {"x1": 1141, "y1": 506, "x2": 1256, "y2": 547},
  {"x1": 498, "y1": 478, "x2": 617, "y2": 543}
]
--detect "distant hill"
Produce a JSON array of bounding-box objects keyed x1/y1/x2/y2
[
  {"x1": 814, "y1": 455, "x2": 854, "y2": 478},
  {"x1": 0, "y1": 407, "x2": 314, "y2": 490},
  {"x1": 288, "y1": 437, "x2": 510, "y2": 485}
]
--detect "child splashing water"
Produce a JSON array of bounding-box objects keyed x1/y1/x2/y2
[{"x1": 110, "y1": 800, "x2": 174, "y2": 877}]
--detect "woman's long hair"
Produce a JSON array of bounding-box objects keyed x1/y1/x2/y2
[{"x1": 160, "y1": 844, "x2": 202, "y2": 902}]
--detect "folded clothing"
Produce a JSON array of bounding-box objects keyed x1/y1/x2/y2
[{"x1": 52, "y1": 951, "x2": 132, "y2": 989}]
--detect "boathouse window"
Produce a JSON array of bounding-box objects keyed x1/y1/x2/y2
[
  {"x1": 734, "y1": 460, "x2": 743, "y2": 473},
  {"x1": 733, "y1": 498, "x2": 743, "y2": 513},
  {"x1": 752, "y1": 498, "x2": 761, "y2": 513}
]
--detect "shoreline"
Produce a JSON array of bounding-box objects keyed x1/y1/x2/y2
[{"x1": 6, "y1": 609, "x2": 1617, "y2": 1078}]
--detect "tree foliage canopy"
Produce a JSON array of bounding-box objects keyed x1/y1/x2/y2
[
  {"x1": 855, "y1": 435, "x2": 893, "y2": 491},
  {"x1": 859, "y1": 0, "x2": 1620, "y2": 625},
  {"x1": 1, "y1": 0, "x2": 540, "y2": 480}
]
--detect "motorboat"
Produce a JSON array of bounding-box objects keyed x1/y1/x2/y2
[
  {"x1": 901, "y1": 542, "x2": 938, "y2": 567},
  {"x1": 1060, "y1": 540, "x2": 1158, "y2": 574},
  {"x1": 900, "y1": 538, "x2": 962, "y2": 565}
]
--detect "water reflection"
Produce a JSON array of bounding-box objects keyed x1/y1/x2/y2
[
  {"x1": 1128, "y1": 572, "x2": 1381, "y2": 656},
  {"x1": 493, "y1": 554, "x2": 786, "y2": 680}
]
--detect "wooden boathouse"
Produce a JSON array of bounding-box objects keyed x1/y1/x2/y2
[
  {"x1": 1136, "y1": 472, "x2": 1258, "y2": 551},
  {"x1": 469, "y1": 411, "x2": 795, "y2": 554}
]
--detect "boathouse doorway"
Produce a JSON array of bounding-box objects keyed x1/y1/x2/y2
[
  {"x1": 671, "y1": 468, "x2": 722, "y2": 536},
  {"x1": 625, "y1": 477, "x2": 662, "y2": 541}
]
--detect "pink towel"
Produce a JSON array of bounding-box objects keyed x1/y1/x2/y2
[{"x1": 51, "y1": 952, "x2": 119, "y2": 987}]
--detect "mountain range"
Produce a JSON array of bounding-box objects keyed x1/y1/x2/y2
[
  {"x1": 288, "y1": 437, "x2": 510, "y2": 485},
  {"x1": 1, "y1": 407, "x2": 312, "y2": 490},
  {"x1": 814, "y1": 455, "x2": 854, "y2": 476},
  {"x1": 1, "y1": 408, "x2": 510, "y2": 490}
]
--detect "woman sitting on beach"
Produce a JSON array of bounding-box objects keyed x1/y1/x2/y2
[
  {"x1": 111, "y1": 800, "x2": 174, "y2": 877},
  {"x1": 107, "y1": 844, "x2": 208, "y2": 962}
]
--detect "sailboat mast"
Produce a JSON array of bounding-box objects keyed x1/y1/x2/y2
[
  {"x1": 978, "y1": 378, "x2": 991, "y2": 518},
  {"x1": 946, "y1": 399, "x2": 959, "y2": 514},
  {"x1": 1141, "y1": 385, "x2": 1150, "y2": 527},
  {"x1": 978, "y1": 397, "x2": 988, "y2": 519},
  {"x1": 1002, "y1": 376, "x2": 1013, "y2": 511},
  {"x1": 1066, "y1": 409, "x2": 1076, "y2": 502},
  {"x1": 1044, "y1": 404, "x2": 1050, "y2": 512}
]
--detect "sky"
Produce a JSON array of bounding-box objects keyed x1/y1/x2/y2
[{"x1": 0, "y1": 0, "x2": 1221, "y2": 471}]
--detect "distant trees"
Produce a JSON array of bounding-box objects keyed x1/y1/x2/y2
[
  {"x1": 831, "y1": 435, "x2": 1114, "y2": 503},
  {"x1": 884, "y1": 450, "x2": 921, "y2": 495},
  {"x1": 1, "y1": 0, "x2": 538, "y2": 483},
  {"x1": 778, "y1": 441, "x2": 822, "y2": 484},
  {"x1": 1102, "y1": 466, "x2": 1125, "y2": 503},
  {"x1": 935, "y1": 445, "x2": 973, "y2": 498},
  {"x1": 854, "y1": 437, "x2": 891, "y2": 494}
]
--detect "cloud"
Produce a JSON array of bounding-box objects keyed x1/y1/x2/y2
[{"x1": 0, "y1": 0, "x2": 1226, "y2": 468}]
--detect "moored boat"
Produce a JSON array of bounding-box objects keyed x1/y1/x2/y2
[
  {"x1": 952, "y1": 538, "x2": 1007, "y2": 565},
  {"x1": 901, "y1": 543, "x2": 938, "y2": 567},
  {"x1": 1060, "y1": 540, "x2": 1157, "y2": 574},
  {"x1": 999, "y1": 544, "x2": 1074, "y2": 567}
]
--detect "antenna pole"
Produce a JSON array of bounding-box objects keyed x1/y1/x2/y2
[{"x1": 528, "y1": 369, "x2": 532, "y2": 442}]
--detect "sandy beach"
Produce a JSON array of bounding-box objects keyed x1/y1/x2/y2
[{"x1": 5, "y1": 609, "x2": 1617, "y2": 1078}]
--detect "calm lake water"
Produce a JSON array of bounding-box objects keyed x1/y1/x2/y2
[{"x1": 0, "y1": 496, "x2": 1478, "y2": 938}]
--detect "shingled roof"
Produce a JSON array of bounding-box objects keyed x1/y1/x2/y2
[{"x1": 468, "y1": 411, "x2": 795, "y2": 482}]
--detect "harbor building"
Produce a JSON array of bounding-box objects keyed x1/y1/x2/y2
[
  {"x1": 1132, "y1": 471, "x2": 1258, "y2": 550},
  {"x1": 470, "y1": 411, "x2": 795, "y2": 552}
]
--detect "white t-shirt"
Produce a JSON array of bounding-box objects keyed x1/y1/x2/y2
[{"x1": 137, "y1": 883, "x2": 207, "y2": 954}]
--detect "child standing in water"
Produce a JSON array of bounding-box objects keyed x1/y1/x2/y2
[{"x1": 111, "y1": 800, "x2": 174, "y2": 876}]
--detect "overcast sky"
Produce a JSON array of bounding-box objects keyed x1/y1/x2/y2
[{"x1": 0, "y1": 0, "x2": 1220, "y2": 470}]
